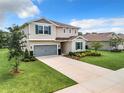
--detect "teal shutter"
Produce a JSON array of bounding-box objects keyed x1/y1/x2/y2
[
  {"x1": 35, "y1": 25, "x2": 38, "y2": 34},
  {"x1": 49, "y1": 26, "x2": 51, "y2": 35}
]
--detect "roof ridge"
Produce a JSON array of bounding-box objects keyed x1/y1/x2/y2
[{"x1": 27, "y1": 17, "x2": 79, "y2": 29}]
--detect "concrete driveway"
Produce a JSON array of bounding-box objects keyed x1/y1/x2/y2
[
  {"x1": 36, "y1": 56, "x2": 124, "y2": 93},
  {"x1": 37, "y1": 56, "x2": 112, "y2": 83}
]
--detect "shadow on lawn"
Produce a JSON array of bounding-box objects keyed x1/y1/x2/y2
[{"x1": 0, "y1": 72, "x2": 14, "y2": 83}]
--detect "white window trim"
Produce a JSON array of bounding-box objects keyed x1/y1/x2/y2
[
  {"x1": 36, "y1": 25, "x2": 51, "y2": 35},
  {"x1": 76, "y1": 42, "x2": 83, "y2": 50}
]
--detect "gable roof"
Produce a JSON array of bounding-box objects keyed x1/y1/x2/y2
[
  {"x1": 56, "y1": 36, "x2": 77, "y2": 41},
  {"x1": 56, "y1": 36, "x2": 87, "y2": 41},
  {"x1": 83, "y1": 32, "x2": 119, "y2": 42},
  {"x1": 30, "y1": 18, "x2": 79, "y2": 29},
  {"x1": 118, "y1": 34, "x2": 124, "y2": 39}
]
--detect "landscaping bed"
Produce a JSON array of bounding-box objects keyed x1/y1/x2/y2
[{"x1": 65, "y1": 51, "x2": 101, "y2": 60}]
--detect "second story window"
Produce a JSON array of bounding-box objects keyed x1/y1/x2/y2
[
  {"x1": 64, "y1": 29, "x2": 66, "y2": 33},
  {"x1": 44, "y1": 26, "x2": 51, "y2": 34},
  {"x1": 38, "y1": 26, "x2": 43, "y2": 34},
  {"x1": 69, "y1": 29, "x2": 71, "y2": 33},
  {"x1": 35, "y1": 25, "x2": 51, "y2": 35}
]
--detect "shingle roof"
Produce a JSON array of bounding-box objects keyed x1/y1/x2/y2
[
  {"x1": 56, "y1": 36, "x2": 87, "y2": 41},
  {"x1": 83, "y1": 32, "x2": 118, "y2": 41},
  {"x1": 118, "y1": 34, "x2": 124, "y2": 39},
  {"x1": 56, "y1": 36, "x2": 77, "y2": 41},
  {"x1": 33, "y1": 18, "x2": 79, "y2": 29},
  {"x1": 50, "y1": 20, "x2": 79, "y2": 28},
  {"x1": 34, "y1": 18, "x2": 51, "y2": 24}
]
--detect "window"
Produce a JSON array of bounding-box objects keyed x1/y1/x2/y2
[
  {"x1": 35, "y1": 25, "x2": 51, "y2": 35},
  {"x1": 76, "y1": 42, "x2": 83, "y2": 50},
  {"x1": 64, "y1": 29, "x2": 66, "y2": 33},
  {"x1": 44, "y1": 26, "x2": 51, "y2": 34},
  {"x1": 69, "y1": 29, "x2": 71, "y2": 33},
  {"x1": 38, "y1": 26, "x2": 43, "y2": 34},
  {"x1": 35, "y1": 25, "x2": 43, "y2": 34},
  {"x1": 75, "y1": 30, "x2": 77, "y2": 33}
]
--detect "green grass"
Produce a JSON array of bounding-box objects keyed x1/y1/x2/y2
[
  {"x1": 80, "y1": 51, "x2": 124, "y2": 70},
  {"x1": 0, "y1": 49, "x2": 76, "y2": 93}
]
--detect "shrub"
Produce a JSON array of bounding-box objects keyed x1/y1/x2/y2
[
  {"x1": 30, "y1": 56, "x2": 36, "y2": 61},
  {"x1": 89, "y1": 52, "x2": 101, "y2": 56},
  {"x1": 81, "y1": 53, "x2": 86, "y2": 57},
  {"x1": 68, "y1": 51, "x2": 101, "y2": 58},
  {"x1": 75, "y1": 53, "x2": 82, "y2": 57},
  {"x1": 24, "y1": 49, "x2": 30, "y2": 59},
  {"x1": 22, "y1": 49, "x2": 36, "y2": 62},
  {"x1": 85, "y1": 51, "x2": 92, "y2": 56},
  {"x1": 22, "y1": 58, "x2": 30, "y2": 62},
  {"x1": 69, "y1": 52, "x2": 76, "y2": 56},
  {"x1": 111, "y1": 49, "x2": 122, "y2": 52}
]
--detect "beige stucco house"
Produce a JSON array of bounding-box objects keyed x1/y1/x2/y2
[
  {"x1": 118, "y1": 34, "x2": 124, "y2": 49},
  {"x1": 84, "y1": 32, "x2": 124, "y2": 50},
  {"x1": 22, "y1": 18, "x2": 86, "y2": 56}
]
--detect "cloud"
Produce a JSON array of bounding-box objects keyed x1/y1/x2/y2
[
  {"x1": 32, "y1": 0, "x2": 43, "y2": 4},
  {"x1": 0, "y1": 12, "x2": 5, "y2": 26},
  {"x1": 0, "y1": 0, "x2": 40, "y2": 19},
  {"x1": 70, "y1": 18, "x2": 124, "y2": 33}
]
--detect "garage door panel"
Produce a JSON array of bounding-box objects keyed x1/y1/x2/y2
[{"x1": 34, "y1": 45, "x2": 57, "y2": 56}]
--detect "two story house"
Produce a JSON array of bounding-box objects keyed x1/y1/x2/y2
[{"x1": 22, "y1": 18, "x2": 86, "y2": 56}]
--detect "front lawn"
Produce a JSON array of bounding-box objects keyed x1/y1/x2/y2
[
  {"x1": 80, "y1": 51, "x2": 124, "y2": 70},
  {"x1": 0, "y1": 49, "x2": 76, "y2": 93}
]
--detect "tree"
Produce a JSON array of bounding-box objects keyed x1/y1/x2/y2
[
  {"x1": 0, "y1": 30, "x2": 10, "y2": 48},
  {"x1": 8, "y1": 24, "x2": 26, "y2": 73},
  {"x1": 78, "y1": 32, "x2": 83, "y2": 36},
  {"x1": 110, "y1": 37, "x2": 122, "y2": 50},
  {"x1": 0, "y1": 30, "x2": 3, "y2": 48},
  {"x1": 91, "y1": 42, "x2": 103, "y2": 51}
]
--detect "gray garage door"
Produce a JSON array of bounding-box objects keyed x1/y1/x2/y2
[{"x1": 34, "y1": 45, "x2": 57, "y2": 56}]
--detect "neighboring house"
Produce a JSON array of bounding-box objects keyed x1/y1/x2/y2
[
  {"x1": 118, "y1": 34, "x2": 124, "y2": 49},
  {"x1": 83, "y1": 32, "x2": 122, "y2": 50},
  {"x1": 22, "y1": 18, "x2": 86, "y2": 56}
]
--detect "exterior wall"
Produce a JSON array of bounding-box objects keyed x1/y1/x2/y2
[
  {"x1": 23, "y1": 22, "x2": 79, "y2": 40},
  {"x1": 86, "y1": 41, "x2": 111, "y2": 50},
  {"x1": 71, "y1": 38, "x2": 86, "y2": 52},
  {"x1": 62, "y1": 41, "x2": 72, "y2": 54},
  {"x1": 118, "y1": 42, "x2": 124, "y2": 50},
  {"x1": 87, "y1": 41, "x2": 124, "y2": 50},
  {"x1": 56, "y1": 27, "x2": 78, "y2": 38},
  {"x1": 61, "y1": 37, "x2": 86, "y2": 54},
  {"x1": 22, "y1": 26, "x2": 29, "y2": 38},
  {"x1": 21, "y1": 26, "x2": 30, "y2": 51},
  {"x1": 29, "y1": 22, "x2": 56, "y2": 40}
]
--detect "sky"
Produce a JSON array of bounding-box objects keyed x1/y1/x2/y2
[{"x1": 0, "y1": 0, "x2": 124, "y2": 33}]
